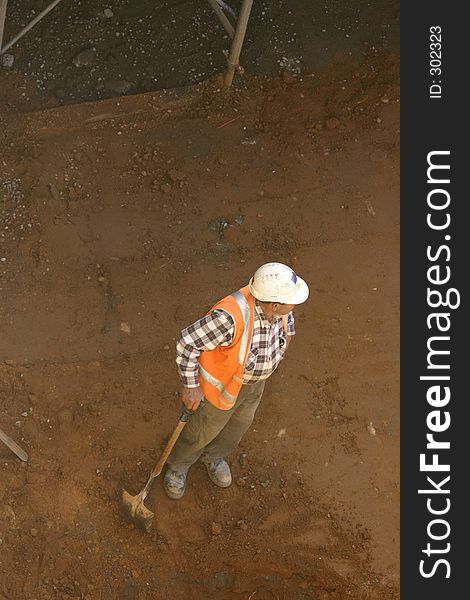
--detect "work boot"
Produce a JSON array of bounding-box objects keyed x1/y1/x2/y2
[
  {"x1": 204, "y1": 458, "x2": 232, "y2": 488},
  {"x1": 163, "y1": 468, "x2": 187, "y2": 500}
]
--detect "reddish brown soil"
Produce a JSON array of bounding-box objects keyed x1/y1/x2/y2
[{"x1": 0, "y1": 50, "x2": 399, "y2": 599}]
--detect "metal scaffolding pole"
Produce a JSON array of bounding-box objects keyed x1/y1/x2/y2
[
  {"x1": 0, "y1": 0, "x2": 64, "y2": 56},
  {"x1": 0, "y1": 0, "x2": 7, "y2": 51},
  {"x1": 223, "y1": 0, "x2": 253, "y2": 88},
  {"x1": 217, "y1": 0, "x2": 237, "y2": 20},
  {"x1": 1, "y1": 0, "x2": 254, "y2": 94},
  {"x1": 207, "y1": 0, "x2": 234, "y2": 39}
]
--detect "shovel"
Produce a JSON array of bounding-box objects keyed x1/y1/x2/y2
[{"x1": 121, "y1": 404, "x2": 197, "y2": 532}]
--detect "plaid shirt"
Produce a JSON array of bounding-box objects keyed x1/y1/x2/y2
[{"x1": 176, "y1": 300, "x2": 295, "y2": 387}]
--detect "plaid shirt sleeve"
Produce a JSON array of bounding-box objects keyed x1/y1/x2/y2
[
  {"x1": 287, "y1": 311, "x2": 295, "y2": 335},
  {"x1": 176, "y1": 309, "x2": 235, "y2": 387}
]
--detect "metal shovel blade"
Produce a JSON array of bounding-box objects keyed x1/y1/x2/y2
[
  {"x1": 119, "y1": 409, "x2": 193, "y2": 533},
  {"x1": 120, "y1": 488, "x2": 155, "y2": 533}
]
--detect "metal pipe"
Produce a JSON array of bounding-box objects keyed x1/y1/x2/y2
[
  {"x1": 217, "y1": 0, "x2": 237, "y2": 20},
  {"x1": 223, "y1": 0, "x2": 253, "y2": 87},
  {"x1": 207, "y1": 0, "x2": 234, "y2": 39},
  {"x1": 0, "y1": 0, "x2": 8, "y2": 51},
  {"x1": 0, "y1": 0, "x2": 64, "y2": 56}
]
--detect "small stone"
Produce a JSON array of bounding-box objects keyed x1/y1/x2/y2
[
  {"x1": 163, "y1": 344, "x2": 170, "y2": 351},
  {"x1": 367, "y1": 422, "x2": 377, "y2": 436},
  {"x1": 365, "y1": 200, "x2": 376, "y2": 216},
  {"x1": 103, "y1": 8, "x2": 114, "y2": 18},
  {"x1": 236, "y1": 520, "x2": 248, "y2": 531},
  {"x1": 325, "y1": 117, "x2": 340, "y2": 130},
  {"x1": 73, "y1": 48, "x2": 96, "y2": 68},
  {"x1": 167, "y1": 169, "x2": 186, "y2": 182},
  {"x1": 0, "y1": 54, "x2": 14, "y2": 69},
  {"x1": 380, "y1": 95, "x2": 390, "y2": 103},
  {"x1": 211, "y1": 522, "x2": 222, "y2": 536},
  {"x1": 97, "y1": 276, "x2": 107, "y2": 283},
  {"x1": 160, "y1": 183, "x2": 172, "y2": 193},
  {"x1": 236, "y1": 478, "x2": 246, "y2": 487},
  {"x1": 30, "y1": 528, "x2": 38, "y2": 537},
  {"x1": 238, "y1": 453, "x2": 248, "y2": 467},
  {"x1": 120, "y1": 322, "x2": 131, "y2": 334},
  {"x1": 234, "y1": 215, "x2": 244, "y2": 225}
]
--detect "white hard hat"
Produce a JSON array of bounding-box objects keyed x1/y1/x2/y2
[{"x1": 248, "y1": 262, "x2": 309, "y2": 304}]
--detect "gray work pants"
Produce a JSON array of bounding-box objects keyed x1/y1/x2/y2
[{"x1": 167, "y1": 379, "x2": 266, "y2": 473}]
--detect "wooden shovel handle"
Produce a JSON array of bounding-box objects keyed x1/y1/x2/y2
[
  {"x1": 150, "y1": 418, "x2": 188, "y2": 479},
  {"x1": 149, "y1": 402, "x2": 203, "y2": 479}
]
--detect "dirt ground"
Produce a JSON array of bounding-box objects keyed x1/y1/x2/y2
[
  {"x1": 2, "y1": 0, "x2": 399, "y2": 104},
  {"x1": 1, "y1": 3, "x2": 399, "y2": 599}
]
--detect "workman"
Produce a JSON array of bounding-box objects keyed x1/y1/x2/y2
[{"x1": 164, "y1": 262, "x2": 309, "y2": 499}]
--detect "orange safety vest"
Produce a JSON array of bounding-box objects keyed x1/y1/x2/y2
[
  {"x1": 198, "y1": 286, "x2": 255, "y2": 410},
  {"x1": 198, "y1": 286, "x2": 288, "y2": 410}
]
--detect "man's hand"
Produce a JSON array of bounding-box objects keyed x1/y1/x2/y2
[{"x1": 181, "y1": 386, "x2": 204, "y2": 411}]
